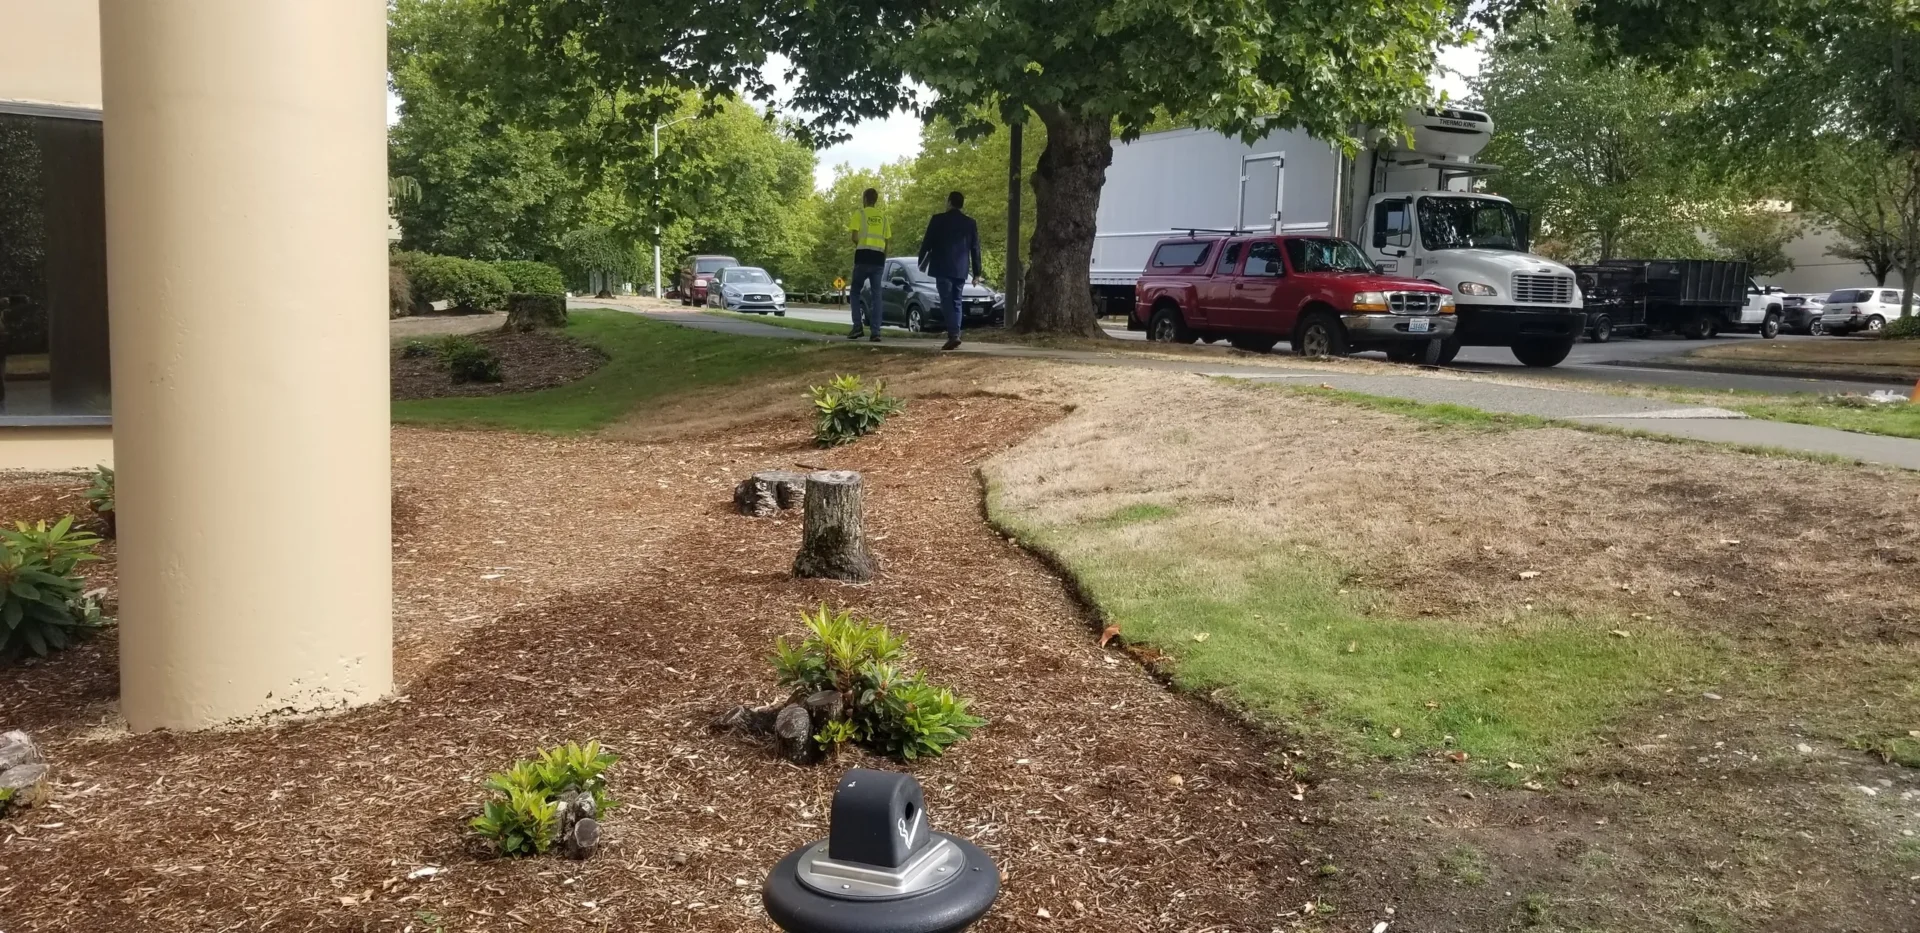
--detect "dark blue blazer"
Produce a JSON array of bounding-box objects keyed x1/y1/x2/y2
[{"x1": 918, "y1": 209, "x2": 982, "y2": 281}]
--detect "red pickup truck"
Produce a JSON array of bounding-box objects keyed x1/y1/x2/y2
[{"x1": 1133, "y1": 235, "x2": 1456, "y2": 362}]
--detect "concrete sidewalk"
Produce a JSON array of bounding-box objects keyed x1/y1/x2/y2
[{"x1": 586, "y1": 303, "x2": 1920, "y2": 471}]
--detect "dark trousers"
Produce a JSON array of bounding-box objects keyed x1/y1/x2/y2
[
  {"x1": 935, "y1": 277, "x2": 965, "y2": 339},
  {"x1": 849, "y1": 262, "x2": 884, "y2": 335}
]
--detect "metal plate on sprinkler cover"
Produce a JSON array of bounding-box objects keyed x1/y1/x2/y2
[{"x1": 795, "y1": 835, "x2": 968, "y2": 900}]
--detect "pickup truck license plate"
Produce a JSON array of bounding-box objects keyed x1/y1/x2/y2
[{"x1": 1407, "y1": 317, "x2": 1431, "y2": 333}]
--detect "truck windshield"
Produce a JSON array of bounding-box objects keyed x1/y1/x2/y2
[
  {"x1": 1284, "y1": 238, "x2": 1376, "y2": 273},
  {"x1": 1417, "y1": 197, "x2": 1523, "y2": 251}
]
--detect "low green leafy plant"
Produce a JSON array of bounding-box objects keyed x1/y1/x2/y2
[
  {"x1": 809, "y1": 374, "x2": 904, "y2": 447},
  {"x1": 470, "y1": 741, "x2": 617, "y2": 856},
  {"x1": 435, "y1": 336, "x2": 504, "y2": 384},
  {"x1": 774, "y1": 605, "x2": 985, "y2": 760},
  {"x1": 399, "y1": 339, "x2": 437, "y2": 359},
  {"x1": 82, "y1": 465, "x2": 114, "y2": 536},
  {"x1": 1, "y1": 517, "x2": 108, "y2": 661}
]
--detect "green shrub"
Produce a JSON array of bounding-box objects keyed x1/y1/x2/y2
[
  {"x1": 443, "y1": 338, "x2": 504, "y2": 384},
  {"x1": 399, "y1": 339, "x2": 437, "y2": 359},
  {"x1": 1, "y1": 517, "x2": 108, "y2": 661},
  {"x1": 81, "y1": 465, "x2": 114, "y2": 537},
  {"x1": 403, "y1": 254, "x2": 511, "y2": 312},
  {"x1": 493, "y1": 260, "x2": 566, "y2": 296},
  {"x1": 809, "y1": 374, "x2": 905, "y2": 447},
  {"x1": 1879, "y1": 314, "x2": 1920, "y2": 339},
  {"x1": 471, "y1": 741, "x2": 617, "y2": 856},
  {"x1": 773, "y1": 605, "x2": 985, "y2": 760},
  {"x1": 389, "y1": 264, "x2": 413, "y2": 318}
]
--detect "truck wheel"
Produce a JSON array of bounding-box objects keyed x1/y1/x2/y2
[
  {"x1": 1761, "y1": 315, "x2": 1781, "y2": 339},
  {"x1": 1292, "y1": 312, "x2": 1349, "y2": 357},
  {"x1": 1681, "y1": 313, "x2": 1714, "y2": 339},
  {"x1": 1148, "y1": 307, "x2": 1196, "y2": 343},
  {"x1": 1588, "y1": 314, "x2": 1613, "y2": 343},
  {"x1": 1511, "y1": 337, "x2": 1576, "y2": 368},
  {"x1": 1435, "y1": 337, "x2": 1462, "y2": 365},
  {"x1": 1229, "y1": 335, "x2": 1280, "y2": 353}
]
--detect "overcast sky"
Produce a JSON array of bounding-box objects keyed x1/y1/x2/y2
[{"x1": 388, "y1": 43, "x2": 1487, "y2": 191}]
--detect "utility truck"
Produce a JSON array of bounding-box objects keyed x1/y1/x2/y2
[
  {"x1": 1093, "y1": 108, "x2": 1588, "y2": 366},
  {"x1": 1572, "y1": 260, "x2": 1783, "y2": 342}
]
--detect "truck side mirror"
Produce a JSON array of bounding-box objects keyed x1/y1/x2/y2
[
  {"x1": 1517, "y1": 209, "x2": 1533, "y2": 252},
  {"x1": 1391, "y1": 228, "x2": 1413, "y2": 251},
  {"x1": 1264, "y1": 260, "x2": 1282, "y2": 276}
]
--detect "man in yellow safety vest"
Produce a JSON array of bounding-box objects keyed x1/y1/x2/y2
[{"x1": 845, "y1": 188, "x2": 893, "y2": 341}]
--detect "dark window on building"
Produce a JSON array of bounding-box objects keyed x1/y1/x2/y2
[
  {"x1": 1150, "y1": 241, "x2": 1210, "y2": 268},
  {"x1": 0, "y1": 108, "x2": 110, "y2": 419}
]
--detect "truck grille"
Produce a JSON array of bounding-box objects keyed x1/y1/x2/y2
[
  {"x1": 1388, "y1": 291, "x2": 1443, "y2": 315},
  {"x1": 1511, "y1": 273, "x2": 1574, "y2": 304}
]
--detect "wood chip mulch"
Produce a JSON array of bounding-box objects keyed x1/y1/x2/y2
[
  {"x1": 392, "y1": 329, "x2": 606, "y2": 400},
  {"x1": 0, "y1": 397, "x2": 1308, "y2": 932}
]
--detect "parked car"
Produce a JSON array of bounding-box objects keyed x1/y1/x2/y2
[
  {"x1": 1133, "y1": 234, "x2": 1462, "y2": 362},
  {"x1": 704, "y1": 266, "x2": 787, "y2": 315},
  {"x1": 1820, "y1": 287, "x2": 1906, "y2": 335},
  {"x1": 876, "y1": 257, "x2": 1005, "y2": 331},
  {"x1": 1779, "y1": 293, "x2": 1826, "y2": 334},
  {"x1": 678, "y1": 254, "x2": 740, "y2": 306}
]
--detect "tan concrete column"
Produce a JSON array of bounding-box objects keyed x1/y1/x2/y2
[{"x1": 101, "y1": 1, "x2": 392, "y2": 731}]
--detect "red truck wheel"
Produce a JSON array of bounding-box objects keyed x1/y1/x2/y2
[
  {"x1": 1149, "y1": 307, "x2": 1196, "y2": 344},
  {"x1": 1293, "y1": 312, "x2": 1349, "y2": 357}
]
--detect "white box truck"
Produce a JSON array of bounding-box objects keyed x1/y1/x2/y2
[{"x1": 1092, "y1": 108, "x2": 1589, "y2": 366}]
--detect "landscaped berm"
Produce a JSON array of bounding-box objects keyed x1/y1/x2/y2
[{"x1": 3, "y1": 311, "x2": 1918, "y2": 932}]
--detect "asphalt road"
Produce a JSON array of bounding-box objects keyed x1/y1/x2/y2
[{"x1": 783, "y1": 304, "x2": 1885, "y2": 396}]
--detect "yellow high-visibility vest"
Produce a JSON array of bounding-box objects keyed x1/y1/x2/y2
[{"x1": 847, "y1": 206, "x2": 893, "y2": 250}]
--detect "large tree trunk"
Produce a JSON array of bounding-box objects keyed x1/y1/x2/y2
[{"x1": 1013, "y1": 106, "x2": 1112, "y2": 337}]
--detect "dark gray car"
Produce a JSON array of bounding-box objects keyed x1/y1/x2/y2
[{"x1": 878, "y1": 257, "x2": 1004, "y2": 332}]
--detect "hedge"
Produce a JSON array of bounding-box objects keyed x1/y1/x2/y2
[
  {"x1": 396, "y1": 253, "x2": 511, "y2": 312},
  {"x1": 493, "y1": 260, "x2": 566, "y2": 296}
]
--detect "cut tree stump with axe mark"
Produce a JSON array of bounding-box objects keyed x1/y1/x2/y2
[{"x1": 792, "y1": 470, "x2": 874, "y2": 582}]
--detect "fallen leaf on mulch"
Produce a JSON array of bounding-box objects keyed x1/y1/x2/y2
[
  {"x1": 1448, "y1": 751, "x2": 1470, "y2": 762},
  {"x1": 1099, "y1": 625, "x2": 1121, "y2": 646}
]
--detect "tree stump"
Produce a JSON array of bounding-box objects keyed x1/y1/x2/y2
[
  {"x1": 792, "y1": 471, "x2": 875, "y2": 581},
  {"x1": 553, "y1": 788, "x2": 601, "y2": 860},
  {"x1": 733, "y1": 470, "x2": 808, "y2": 517},
  {"x1": 775, "y1": 704, "x2": 819, "y2": 765},
  {"x1": 503, "y1": 293, "x2": 568, "y2": 332}
]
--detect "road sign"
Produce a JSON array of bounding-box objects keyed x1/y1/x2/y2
[{"x1": 833, "y1": 277, "x2": 847, "y2": 290}]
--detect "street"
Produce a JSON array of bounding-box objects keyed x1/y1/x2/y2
[{"x1": 778, "y1": 304, "x2": 1890, "y2": 396}]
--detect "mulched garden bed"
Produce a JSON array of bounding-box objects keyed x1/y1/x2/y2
[
  {"x1": 0, "y1": 397, "x2": 1312, "y2": 933},
  {"x1": 392, "y1": 329, "x2": 605, "y2": 400}
]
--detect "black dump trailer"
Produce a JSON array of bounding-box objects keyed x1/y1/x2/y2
[{"x1": 1573, "y1": 259, "x2": 1763, "y2": 341}]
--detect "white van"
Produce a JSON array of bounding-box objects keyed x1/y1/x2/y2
[{"x1": 1819, "y1": 287, "x2": 1906, "y2": 335}]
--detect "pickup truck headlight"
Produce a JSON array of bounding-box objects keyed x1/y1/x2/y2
[
  {"x1": 1456, "y1": 281, "x2": 1497, "y2": 297},
  {"x1": 1351, "y1": 291, "x2": 1390, "y2": 313},
  {"x1": 1438, "y1": 294, "x2": 1457, "y2": 313}
]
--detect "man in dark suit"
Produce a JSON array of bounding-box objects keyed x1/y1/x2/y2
[{"x1": 917, "y1": 190, "x2": 982, "y2": 350}]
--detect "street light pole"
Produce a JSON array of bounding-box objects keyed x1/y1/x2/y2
[{"x1": 652, "y1": 115, "x2": 693, "y2": 298}]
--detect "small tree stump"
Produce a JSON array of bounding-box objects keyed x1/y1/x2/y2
[
  {"x1": 503, "y1": 292, "x2": 568, "y2": 332},
  {"x1": 801, "y1": 689, "x2": 844, "y2": 726},
  {"x1": 774, "y1": 704, "x2": 818, "y2": 765},
  {"x1": 792, "y1": 471, "x2": 875, "y2": 581},
  {"x1": 710, "y1": 700, "x2": 785, "y2": 734},
  {"x1": 733, "y1": 470, "x2": 807, "y2": 517}
]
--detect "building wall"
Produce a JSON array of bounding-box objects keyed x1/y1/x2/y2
[
  {"x1": 0, "y1": 0, "x2": 102, "y2": 109},
  {"x1": 3, "y1": 1, "x2": 105, "y2": 472},
  {"x1": 1758, "y1": 218, "x2": 1912, "y2": 295}
]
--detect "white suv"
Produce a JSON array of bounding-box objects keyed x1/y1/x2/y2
[{"x1": 1820, "y1": 287, "x2": 1905, "y2": 335}]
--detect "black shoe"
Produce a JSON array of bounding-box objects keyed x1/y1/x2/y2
[
  {"x1": 869, "y1": 334, "x2": 882, "y2": 342},
  {"x1": 941, "y1": 338, "x2": 962, "y2": 351},
  {"x1": 846, "y1": 330, "x2": 863, "y2": 340}
]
